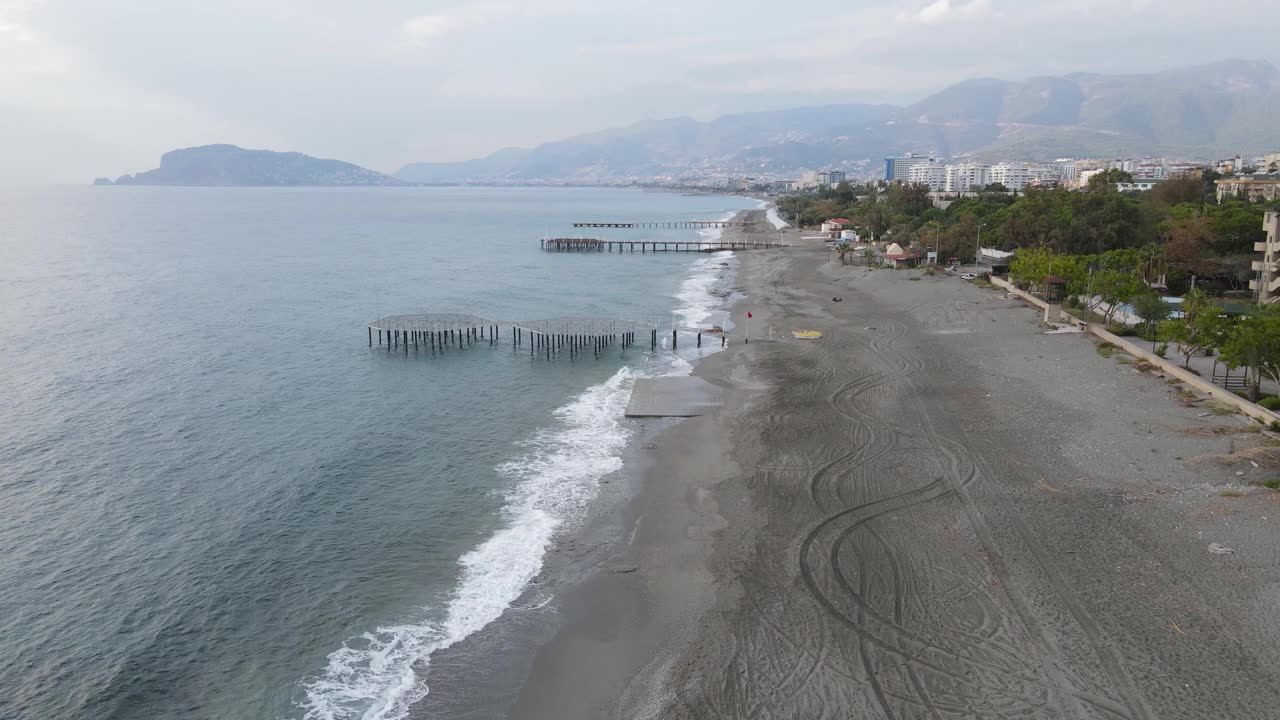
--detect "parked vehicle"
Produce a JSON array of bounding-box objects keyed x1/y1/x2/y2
[{"x1": 960, "y1": 273, "x2": 977, "y2": 280}]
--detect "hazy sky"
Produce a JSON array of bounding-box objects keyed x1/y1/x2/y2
[{"x1": 1, "y1": 0, "x2": 1273, "y2": 182}]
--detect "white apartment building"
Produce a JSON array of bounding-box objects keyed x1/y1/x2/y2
[
  {"x1": 1054, "y1": 160, "x2": 1079, "y2": 184},
  {"x1": 1251, "y1": 210, "x2": 1280, "y2": 304},
  {"x1": 945, "y1": 163, "x2": 990, "y2": 193},
  {"x1": 907, "y1": 162, "x2": 947, "y2": 190},
  {"x1": 990, "y1": 163, "x2": 1033, "y2": 191}
]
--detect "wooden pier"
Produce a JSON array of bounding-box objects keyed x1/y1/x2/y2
[
  {"x1": 572, "y1": 220, "x2": 754, "y2": 229},
  {"x1": 367, "y1": 313, "x2": 681, "y2": 359},
  {"x1": 541, "y1": 238, "x2": 785, "y2": 252}
]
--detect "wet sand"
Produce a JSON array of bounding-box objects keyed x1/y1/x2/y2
[{"x1": 509, "y1": 221, "x2": 1280, "y2": 719}]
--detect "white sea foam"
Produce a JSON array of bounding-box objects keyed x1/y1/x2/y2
[
  {"x1": 300, "y1": 215, "x2": 740, "y2": 720},
  {"x1": 299, "y1": 368, "x2": 639, "y2": 720}
]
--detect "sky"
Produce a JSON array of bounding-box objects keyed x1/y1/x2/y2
[{"x1": 0, "y1": 0, "x2": 1274, "y2": 183}]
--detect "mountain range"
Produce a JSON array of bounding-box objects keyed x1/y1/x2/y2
[
  {"x1": 397, "y1": 59, "x2": 1280, "y2": 183},
  {"x1": 105, "y1": 144, "x2": 407, "y2": 186}
]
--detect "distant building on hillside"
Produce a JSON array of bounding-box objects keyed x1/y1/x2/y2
[
  {"x1": 1217, "y1": 174, "x2": 1280, "y2": 202},
  {"x1": 818, "y1": 170, "x2": 846, "y2": 188},
  {"x1": 1076, "y1": 169, "x2": 1104, "y2": 189},
  {"x1": 884, "y1": 153, "x2": 935, "y2": 182},
  {"x1": 1250, "y1": 210, "x2": 1280, "y2": 304},
  {"x1": 1217, "y1": 155, "x2": 1245, "y2": 174},
  {"x1": 1260, "y1": 153, "x2": 1280, "y2": 173},
  {"x1": 1116, "y1": 178, "x2": 1162, "y2": 192},
  {"x1": 945, "y1": 164, "x2": 990, "y2": 193}
]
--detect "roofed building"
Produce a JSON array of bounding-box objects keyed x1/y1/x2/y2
[{"x1": 1217, "y1": 174, "x2": 1280, "y2": 202}]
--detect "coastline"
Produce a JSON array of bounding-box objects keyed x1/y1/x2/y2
[
  {"x1": 506, "y1": 222, "x2": 1280, "y2": 718},
  {"x1": 406, "y1": 209, "x2": 763, "y2": 719}
]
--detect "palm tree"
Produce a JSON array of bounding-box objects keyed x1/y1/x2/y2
[{"x1": 836, "y1": 242, "x2": 852, "y2": 265}]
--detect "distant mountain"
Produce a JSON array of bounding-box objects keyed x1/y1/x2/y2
[
  {"x1": 107, "y1": 144, "x2": 408, "y2": 186},
  {"x1": 396, "y1": 59, "x2": 1280, "y2": 183}
]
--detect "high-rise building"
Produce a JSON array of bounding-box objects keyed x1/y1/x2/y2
[
  {"x1": 944, "y1": 164, "x2": 990, "y2": 193},
  {"x1": 990, "y1": 164, "x2": 1033, "y2": 191},
  {"x1": 818, "y1": 170, "x2": 847, "y2": 187},
  {"x1": 907, "y1": 163, "x2": 946, "y2": 190},
  {"x1": 884, "y1": 153, "x2": 934, "y2": 181}
]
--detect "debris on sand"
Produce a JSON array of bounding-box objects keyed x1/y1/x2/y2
[
  {"x1": 832, "y1": 297, "x2": 843, "y2": 302},
  {"x1": 1208, "y1": 543, "x2": 1235, "y2": 555}
]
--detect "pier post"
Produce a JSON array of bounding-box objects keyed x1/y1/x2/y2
[
  {"x1": 414, "y1": 331, "x2": 419, "y2": 352},
  {"x1": 368, "y1": 327, "x2": 372, "y2": 347},
  {"x1": 698, "y1": 332, "x2": 702, "y2": 347},
  {"x1": 404, "y1": 332, "x2": 409, "y2": 354},
  {"x1": 672, "y1": 329, "x2": 677, "y2": 349}
]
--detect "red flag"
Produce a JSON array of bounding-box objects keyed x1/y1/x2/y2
[{"x1": 747, "y1": 312, "x2": 753, "y2": 318}]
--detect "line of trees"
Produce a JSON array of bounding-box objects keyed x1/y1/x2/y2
[
  {"x1": 1009, "y1": 246, "x2": 1280, "y2": 403},
  {"x1": 778, "y1": 171, "x2": 1270, "y2": 295}
]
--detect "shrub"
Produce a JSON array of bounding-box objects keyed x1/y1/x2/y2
[
  {"x1": 1272, "y1": 421, "x2": 1280, "y2": 432},
  {"x1": 1109, "y1": 325, "x2": 1138, "y2": 337},
  {"x1": 1155, "y1": 343, "x2": 1168, "y2": 358},
  {"x1": 1260, "y1": 396, "x2": 1280, "y2": 411},
  {"x1": 1251, "y1": 478, "x2": 1280, "y2": 491}
]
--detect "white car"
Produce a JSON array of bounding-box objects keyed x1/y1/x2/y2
[{"x1": 960, "y1": 273, "x2": 978, "y2": 280}]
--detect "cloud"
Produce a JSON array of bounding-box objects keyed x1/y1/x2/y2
[{"x1": 908, "y1": 0, "x2": 992, "y2": 24}]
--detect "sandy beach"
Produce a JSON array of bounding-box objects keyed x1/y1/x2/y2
[{"x1": 508, "y1": 212, "x2": 1280, "y2": 719}]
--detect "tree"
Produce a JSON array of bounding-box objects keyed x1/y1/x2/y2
[
  {"x1": 833, "y1": 180, "x2": 855, "y2": 206},
  {"x1": 836, "y1": 242, "x2": 852, "y2": 265},
  {"x1": 1162, "y1": 212, "x2": 1217, "y2": 276},
  {"x1": 1157, "y1": 289, "x2": 1227, "y2": 370},
  {"x1": 1150, "y1": 175, "x2": 1204, "y2": 206},
  {"x1": 857, "y1": 200, "x2": 892, "y2": 242},
  {"x1": 1088, "y1": 168, "x2": 1134, "y2": 192},
  {"x1": 1220, "y1": 304, "x2": 1280, "y2": 402},
  {"x1": 862, "y1": 247, "x2": 878, "y2": 266},
  {"x1": 982, "y1": 182, "x2": 1009, "y2": 193},
  {"x1": 1129, "y1": 291, "x2": 1172, "y2": 339},
  {"x1": 1093, "y1": 269, "x2": 1144, "y2": 324}
]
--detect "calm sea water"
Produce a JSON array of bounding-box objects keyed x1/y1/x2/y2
[{"x1": 0, "y1": 186, "x2": 759, "y2": 720}]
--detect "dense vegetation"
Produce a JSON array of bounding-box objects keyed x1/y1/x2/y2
[{"x1": 777, "y1": 173, "x2": 1272, "y2": 295}]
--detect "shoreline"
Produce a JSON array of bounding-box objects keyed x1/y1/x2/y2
[
  {"x1": 505, "y1": 226, "x2": 1280, "y2": 718},
  {"x1": 406, "y1": 208, "x2": 764, "y2": 719}
]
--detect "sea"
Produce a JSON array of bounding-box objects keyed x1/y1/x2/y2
[{"x1": 0, "y1": 186, "x2": 762, "y2": 720}]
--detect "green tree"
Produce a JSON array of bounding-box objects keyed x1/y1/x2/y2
[
  {"x1": 835, "y1": 241, "x2": 853, "y2": 265},
  {"x1": 1220, "y1": 304, "x2": 1280, "y2": 402},
  {"x1": 1129, "y1": 291, "x2": 1172, "y2": 339},
  {"x1": 1088, "y1": 168, "x2": 1134, "y2": 192},
  {"x1": 1157, "y1": 289, "x2": 1227, "y2": 370},
  {"x1": 1150, "y1": 175, "x2": 1205, "y2": 206},
  {"x1": 1093, "y1": 269, "x2": 1144, "y2": 325},
  {"x1": 833, "y1": 180, "x2": 855, "y2": 206},
  {"x1": 857, "y1": 200, "x2": 892, "y2": 242}
]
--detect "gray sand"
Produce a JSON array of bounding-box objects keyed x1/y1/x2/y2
[{"x1": 509, "y1": 223, "x2": 1280, "y2": 720}]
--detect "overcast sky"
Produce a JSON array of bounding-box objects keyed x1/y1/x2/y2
[{"x1": 0, "y1": 0, "x2": 1273, "y2": 182}]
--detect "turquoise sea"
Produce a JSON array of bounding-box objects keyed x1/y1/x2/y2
[{"x1": 0, "y1": 186, "x2": 759, "y2": 720}]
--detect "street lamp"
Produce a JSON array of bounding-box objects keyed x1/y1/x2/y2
[{"x1": 975, "y1": 222, "x2": 987, "y2": 271}]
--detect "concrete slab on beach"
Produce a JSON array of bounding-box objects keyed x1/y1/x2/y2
[{"x1": 625, "y1": 376, "x2": 721, "y2": 417}]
